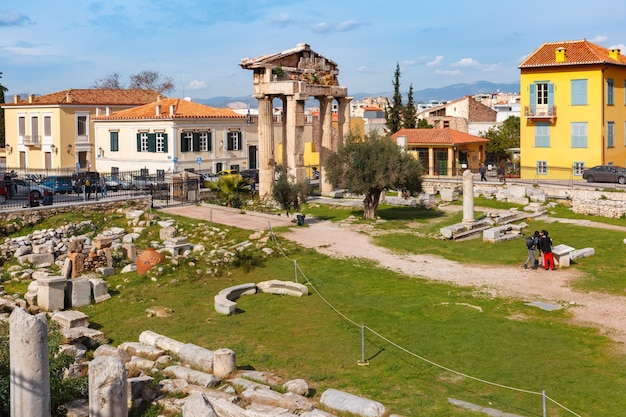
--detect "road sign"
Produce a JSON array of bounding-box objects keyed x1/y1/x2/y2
[
  {"x1": 173, "y1": 157, "x2": 178, "y2": 163},
  {"x1": 196, "y1": 157, "x2": 202, "y2": 164}
]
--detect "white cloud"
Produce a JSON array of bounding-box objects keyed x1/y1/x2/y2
[
  {"x1": 451, "y1": 58, "x2": 478, "y2": 68},
  {"x1": 426, "y1": 56, "x2": 443, "y2": 67},
  {"x1": 187, "y1": 80, "x2": 207, "y2": 90},
  {"x1": 311, "y1": 22, "x2": 330, "y2": 33},
  {"x1": 336, "y1": 20, "x2": 362, "y2": 31},
  {"x1": 591, "y1": 35, "x2": 609, "y2": 43},
  {"x1": 435, "y1": 69, "x2": 461, "y2": 76},
  {"x1": 481, "y1": 63, "x2": 502, "y2": 72},
  {"x1": 357, "y1": 66, "x2": 368, "y2": 72}
]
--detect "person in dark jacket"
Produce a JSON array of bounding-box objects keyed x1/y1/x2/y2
[
  {"x1": 523, "y1": 230, "x2": 540, "y2": 270},
  {"x1": 538, "y1": 230, "x2": 555, "y2": 270}
]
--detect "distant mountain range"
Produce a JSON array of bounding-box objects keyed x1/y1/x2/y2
[
  {"x1": 192, "y1": 81, "x2": 520, "y2": 109},
  {"x1": 6, "y1": 81, "x2": 520, "y2": 109}
]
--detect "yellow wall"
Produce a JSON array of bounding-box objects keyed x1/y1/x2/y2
[{"x1": 520, "y1": 65, "x2": 626, "y2": 180}]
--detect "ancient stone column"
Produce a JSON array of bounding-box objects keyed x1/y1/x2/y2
[
  {"x1": 337, "y1": 97, "x2": 352, "y2": 147},
  {"x1": 319, "y1": 95, "x2": 334, "y2": 195},
  {"x1": 428, "y1": 148, "x2": 435, "y2": 176},
  {"x1": 285, "y1": 95, "x2": 306, "y2": 182},
  {"x1": 213, "y1": 348, "x2": 236, "y2": 380},
  {"x1": 10, "y1": 308, "x2": 51, "y2": 417},
  {"x1": 462, "y1": 169, "x2": 475, "y2": 225},
  {"x1": 257, "y1": 95, "x2": 274, "y2": 198},
  {"x1": 89, "y1": 356, "x2": 128, "y2": 417}
]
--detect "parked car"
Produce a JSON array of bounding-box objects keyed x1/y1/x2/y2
[
  {"x1": 239, "y1": 169, "x2": 259, "y2": 183},
  {"x1": 41, "y1": 175, "x2": 74, "y2": 194},
  {"x1": 131, "y1": 176, "x2": 157, "y2": 190},
  {"x1": 104, "y1": 175, "x2": 131, "y2": 192},
  {"x1": 217, "y1": 169, "x2": 239, "y2": 176},
  {"x1": 582, "y1": 165, "x2": 626, "y2": 184},
  {"x1": 10, "y1": 178, "x2": 54, "y2": 200}
]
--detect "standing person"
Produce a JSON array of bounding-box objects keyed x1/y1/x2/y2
[
  {"x1": 99, "y1": 176, "x2": 107, "y2": 197},
  {"x1": 523, "y1": 231, "x2": 540, "y2": 269},
  {"x1": 479, "y1": 163, "x2": 487, "y2": 182},
  {"x1": 539, "y1": 230, "x2": 556, "y2": 270},
  {"x1": 84, "y1": 177, "x2": 91, "y2": 200}
]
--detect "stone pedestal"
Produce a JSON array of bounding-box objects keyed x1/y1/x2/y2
[
  {"x1": 37, "y1": 276, "x2": 67, "y2": 311},
  {"x1": 68, "y1": 252, "x2": 85, "y2": 278},
  {"x1": 89, "y1": 356, "x2": 128, "y2": 417},
  {"x1": 10, "y1": 308, "x2": 51, "y2": 417},
  {"x1": 213, "y1": 348, "x2": 236, "y2": 380}
]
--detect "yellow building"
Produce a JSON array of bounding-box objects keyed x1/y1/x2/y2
[
  {"x1": 0, "y1": 89, "x2": 160, "y2": 173},
  {"x1": 519, "y1": 39, "x2": 626, "y2": 180}
]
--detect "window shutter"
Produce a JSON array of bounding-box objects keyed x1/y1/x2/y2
[
  {"x1": 193, "y1": 132, "x2": 200, "y2": 152},
  {"x1": 529, "y1": 84, "x2": 536, "y2": 112},
  {"x1": 163, "y1": 133, "x2": 168, "y2": 153},
  {"x1": 207, "y1": 131, "x2": 212, "y2": 151},
  {"x1": 110, "y1": 132, "x2": 119, "y2": 152},
  {"x1": 228, "y1": 133, "x2": 234, "y2": 150},
  {"x1": 136, "y1": 133, "x2": 141, "y2": 152},
  {"x1": 180, "y1": 133, "x2": 186, "y2": 152},
  {"x1": 148, "y1": 133, "x2": 156, "y2": 152}
]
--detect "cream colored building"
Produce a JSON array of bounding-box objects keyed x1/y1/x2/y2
[
  {"x1": 0, "y1": 89, "x2": 160, "y2": 172},
  {"x1": 92, "y1": 97, "x2": 252, "y2": 175}
]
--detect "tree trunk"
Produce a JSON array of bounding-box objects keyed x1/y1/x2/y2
[{"x1": 363, "y1": 190, "x2": 382, "y2": 219}]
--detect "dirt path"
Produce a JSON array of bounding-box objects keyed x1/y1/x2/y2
[{"x1": 161, "y1": 203, "x2": 626, "y2": 347}]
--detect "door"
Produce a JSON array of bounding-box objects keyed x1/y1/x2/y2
[{"x1": 248, "y1": 146, "x2": 258, "y2": 169}]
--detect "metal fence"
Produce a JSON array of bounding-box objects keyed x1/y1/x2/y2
[{"x1": 0, "y1": 168, "x2": 203, "y2": 211}]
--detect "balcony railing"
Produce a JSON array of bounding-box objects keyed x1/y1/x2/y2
[
  {"x1": 524, "y1": 105, "x2": 557, "y2": 121},
  {"x1": 22, "y1": 135, "x2": 41, "y2": 146}
]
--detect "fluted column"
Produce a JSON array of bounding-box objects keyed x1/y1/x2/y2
[
  {"x1": 319, "y1": 96, "x2": 334, "y2": 195},
  {"x1": 257, "y1": 96, "x2": 274, "y2": 197},
  {"x1": 337, "y1": 97, "x2": 352, "y2": 148},
  {"x1": 285, "y1": 96, "x2": 306, "y2": 182}
]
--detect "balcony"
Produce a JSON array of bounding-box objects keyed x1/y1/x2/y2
[
  {"x1": 524, "y1": 105, "x2": 557, "y2": 122},
  {"x1": 22, "y1": 135, "x2": 41, "y2": 147}
]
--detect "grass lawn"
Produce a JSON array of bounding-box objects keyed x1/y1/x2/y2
[{"x1": 4, "y1": 203, "x2": 626, "y2": 416}]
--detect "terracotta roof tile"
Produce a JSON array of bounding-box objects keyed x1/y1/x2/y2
[
  {"x1": 519, "y1": 39, "x2": 626, "y2": 68},
  {"x1": 390, "y1": 128, "x2": 489, "y2": 146},
  {"x1": 3, "y1": 89, "x2": 162, "y2": 106},
  {"x1": 93, "y1": 98, "x2": 246, "y2": 120}
]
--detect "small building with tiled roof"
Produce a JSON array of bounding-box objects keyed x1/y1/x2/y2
[
  {"x1": 519, "y1": 39, "x2": 626, "y2": 180},
  {"x1": 416, "y1": 95, "x2": 498, "y2": 137},
  {"x1": 92, "y1": 97, "x2": 253, "y2": 174},
  {"x1": 390, "y1": 128, "x2": 488, "y2": 177},
  {"x1": 1, "y1": 89, "x2": 161, "y2": 171}
]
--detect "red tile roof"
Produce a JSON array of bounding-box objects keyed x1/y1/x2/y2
[
  {"x1": 93, "y1": 98, "x2": 246, "y2": 120},
  {"x1": 390, "y1": 128, "x2": 489, "y2": 146},
  {"x1": 3, "y1": 89, "x2": 162, "y2": 106},
  {"x1": 519, "y1": 39, "x2": 626, "y2": 68}
]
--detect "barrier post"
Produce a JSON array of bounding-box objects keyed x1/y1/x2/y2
[{"x1": 357, "y1": 324, "x2": 369, "y2": 366}]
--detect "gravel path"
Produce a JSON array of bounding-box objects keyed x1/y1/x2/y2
[{"x1": 161, "y1": 203, "x2": 626, "y2": 347}]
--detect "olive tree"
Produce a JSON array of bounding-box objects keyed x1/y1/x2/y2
[{"x1": 324, "y1": 131, "x2": 423, "y2": 219}]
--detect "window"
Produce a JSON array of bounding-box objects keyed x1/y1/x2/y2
[
  {"x1": 571, "y1": 79, "x2": 587, "y2": 105},
  {"x1": 607, "y1": 121, "x2": 615, "y2": 147},
  {"x1": 43, "y1": 116, "x2": 51, "y2": 137},
  {"x1": 534, "y1": 122, "x2": 550, "y2": 147},
  {"x1": 181, "y1": 132, "x2": 193, "y2": 152},
  {"x1": 537, "y1": 83, "x2": 549, "y2": 105},
  {"x1": 607, "y1": 78, "x2": 614, "y2": 105},
  {"x1": 30, "y1": 116, "x2": 39, "y2": 141},
  {"x1": 536, "y1": 161, "x2": 547, "y2": 175},
  {"x1": 110, "y1": 131, "x2": 119, "y2": 152},
  {"x1": 227, "y1": 131, "x2": 241, "y2": 151},
  {"x1": 571, "y1": 122, "x2": 588, "y2": 148},
  {"x1": 573, "y1": 162, "x2": 585, "y2": 176},
  {"x1": 140, "y1": 132, "x2": 149, "y2": 152},
  {"x1": 156, "y1": 133, "x2": 166, "y2": 152},
  {"x1": 199, "y1": 131, "x2": 210, "y2": 151},
  {"x1": 18, "y1": 116, "x2": 25, "y2": 137},
  {"x1": 77, "y1": 115, "x2": 87, "y2": 136},
  {"x1": 137, "y1": 132, "x2": 168, "y2": 152}
]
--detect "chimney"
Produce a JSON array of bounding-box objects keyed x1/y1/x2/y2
[
  {"x1": 610, "y1": 48, "x2": 621, "y2": 60},
  {"x1": 169, "y1": 105, "x2": 175, "y2": 117},
  {"x1": 555, "y1": 47, "x2": 566, "y2": 63},
  {"x1": 28, "y1": 94, "x2": 34, "y2": 103},
  {"x1": 157, "y1": 94, "x2": 162, "y2": 102},
  {"x1": 66, "y1": 92, "x2": 72, "y2": 103},
  {"x1": 13, "y1": 95, "x2": 20, "y2": 104},
  {"x1": 155, "y1": 104, "x2": 161, "y2": 116}
]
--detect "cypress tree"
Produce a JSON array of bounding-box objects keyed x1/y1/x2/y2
[
  {"x1": 384, "y1": 63, "x2": 403, "y2": 134},
  {"x1": 402, "y1": 84, "x2": 417, "y2": 129}
]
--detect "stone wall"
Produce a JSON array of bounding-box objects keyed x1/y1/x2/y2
[{"x1": 0, "y1": 197, "x2": 152, "y2": 237}]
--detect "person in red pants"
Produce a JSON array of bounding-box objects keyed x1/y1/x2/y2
[{"x1": 538, "y1": 230, "x2": 555, "y2": 270}]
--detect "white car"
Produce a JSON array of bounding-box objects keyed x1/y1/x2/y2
[{"x1": 10, "y1": 178, "x2": 54, "y2": 199}]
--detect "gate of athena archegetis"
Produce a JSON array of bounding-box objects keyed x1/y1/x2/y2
[{"x1": 240, "y1": 43, "x2": 351, "y2": 197}]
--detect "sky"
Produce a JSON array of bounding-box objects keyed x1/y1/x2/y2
[{"x1": 1, "y1": 0, "x2": 626, "y2": 100}]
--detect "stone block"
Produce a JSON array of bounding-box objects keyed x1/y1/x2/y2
[
  {"x1": 162, "y1": 365, "x2": 220, "y2": 388},
  {"x1": 160, "y1": 226, "x2": 178, "y2": 240},
  {"x1": 89, "y1": 356, "x2": 127, "y2": 417},
  {"x1": 51, "y1": 310, "x2": 90, "y2": 329},
  {"x1": 570, "y1": 247, "x2": 595, "y2": 260},
  {"x1": 92, "y1": 236, "x2": 113, "y2": 249},
  {"x1": 66, "y1": 277, "x2": 92, "y2": 308},
  {"x1": 89, "y1": 278, "x2": 111, "y2": 303},
  {"x1": 61, "y1": 257, "x2": 72, "y2": 279},
  {"x1": 37, "y1": 276, "x2": 67, "y2": 311},
  {"x1": 118, "y1": 342, "x2": 165, "y2": 360},
  {"x1": 123, "y1": 243, "x2": 137, "y2": 262},
  {"x1": 320, "y1": 388, "x2": 387, "y2": 417},
  {"x1": 19, "y1": 253, "x2": 55, "y2": 267},
  {"x1": 68, "y1": 252, "x2": 85, "y2": 278},
  {"x1": 97, "y1": 266, "x2": 115, "y2": 277}
]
